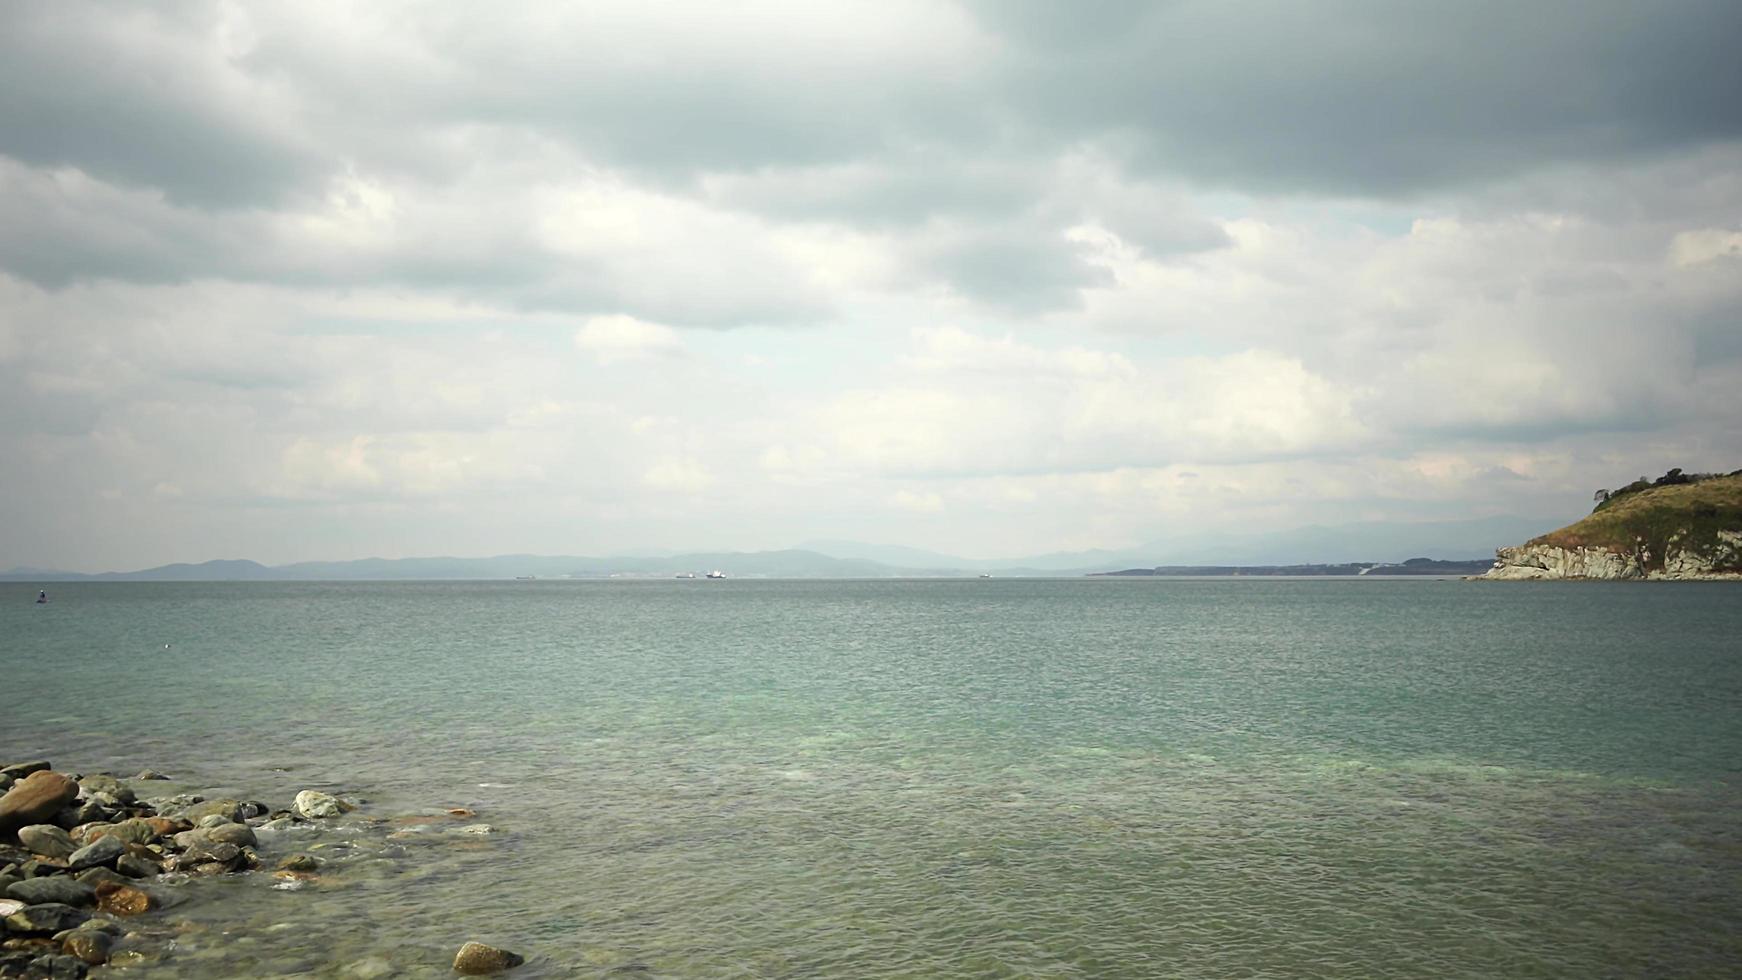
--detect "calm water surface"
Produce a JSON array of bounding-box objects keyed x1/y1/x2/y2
[{"x1": 3, "y1": 579, "x2": 1740, "y2": 977}]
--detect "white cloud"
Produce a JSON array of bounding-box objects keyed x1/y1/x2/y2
[
  {"x1": 642, "y1": 458, "x2": 717, "y2": 494},
  {"x1": 574, "y1": 315, "x2": 684, "y2": 364},
  {"x1": 888, "y1": 488, "x2": 945, "y2": 513}
]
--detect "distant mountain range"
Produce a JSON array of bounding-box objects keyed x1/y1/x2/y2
[{"x1": 4, "y1": 515, "x2": 1557, "y2": 581}]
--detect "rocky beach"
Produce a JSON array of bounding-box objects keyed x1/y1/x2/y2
[{"x1": 0, "y1": 760, "x2": 522, "y2": 978}]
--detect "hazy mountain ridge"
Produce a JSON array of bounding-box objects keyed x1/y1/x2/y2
[{"x1": 6, "y1": 515, "x2": 1559, "y2": 581}]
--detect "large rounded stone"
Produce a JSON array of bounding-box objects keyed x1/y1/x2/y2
[
  {"x1": 16, "y1": 826, "x2": 77, "y2": 860},
  {"x1": 6, "y1": 877, "x2": 95, "y2": 908},
  {"x1": 83, "y1": 820, "x2": 156, "y2": 847},
  {"x1": 201, "y1": 823, "x2": 256, "y2": 848},
  {"x1": 66, "y1": 837, "x2": 123, "y2": 872},
  {"x1": 4, "y1": 902, "x2": 89, "y2": 935},
  {"x1": 0, "y1": 772, "x2": 81, "y2": 839},
  {"x1": 452, "y1": 942, "x2": 524, "y2": 975},
  {"x1": 292, "y1": 790, "x2": 352, "y2": 819},
  {"x1": 179, "y1": 800, "x2": 243, "y2": 824}
]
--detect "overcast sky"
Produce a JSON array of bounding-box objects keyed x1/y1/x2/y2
[{"x1": 3, "y1": 0, "x2": 1740, "y2": 570}]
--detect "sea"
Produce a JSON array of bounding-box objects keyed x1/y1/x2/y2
[{"x1": 4, "y1": 578, "x2": 1741, "y2": 978}]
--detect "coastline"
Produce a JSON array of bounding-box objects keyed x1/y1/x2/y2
[{"x1": 1, "y1": 761, "x2": 522, "y2": 978}]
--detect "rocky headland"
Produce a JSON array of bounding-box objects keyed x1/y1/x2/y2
[
  {"x1": 1480, "y1": 470, "x2": 1742, "y2": 581},
  {"x1": 0, "y1": 760, "x2": 523, "y2": 978}
]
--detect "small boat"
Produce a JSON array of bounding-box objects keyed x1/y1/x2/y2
[
  {"x1": 675, "y1": 573, "x2": 696, "y2": 579},
  {"x1": 35, "y1": 590, "x2": 48, "y2": 604},
  {"x1": 705, "y1": 570, "x2": 726, "y2": 579}
]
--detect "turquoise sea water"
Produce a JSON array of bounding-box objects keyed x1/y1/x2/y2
[{"x1": 4, "y1": 579, "x2": 1741, "y2": 977}]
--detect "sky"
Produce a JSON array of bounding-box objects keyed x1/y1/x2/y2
[{"x1": 2, "y1": 0, "x2": 1740, "y2": 571}]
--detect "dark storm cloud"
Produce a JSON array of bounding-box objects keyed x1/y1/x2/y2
[
  {"x1": 0, "y1": 2, "x2": 329, "y2": 208},
  {"x1": 975, "y1": 0, "x2": 1742, "y2": 194},
  {"x1": 6, "y1": 0, "x2": 1739, "y2": 212}
]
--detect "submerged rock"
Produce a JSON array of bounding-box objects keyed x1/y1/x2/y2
[
  {"x1": 61, "y1": 928, "x2": 111, "y2": 966},
  {"x1": 93, "y1": 883, "x2": 152, "y2": 917},
  {"x1": 275, "y1": 854, "x2": 321, "y2": 873},
  {"x1": 453, "y1": 941, "x2": 524, "y2": 975}
]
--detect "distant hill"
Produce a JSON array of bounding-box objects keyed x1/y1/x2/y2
[
  {"x1": 1096, "y1": 558, "x2": 1494, "y2": 577},
  {"x1": 5, "y1": 514, "x2": 1569, "y2": 581},
  {"x1": 1484, "y1": 469, "x2": 1742, "y2": 580}
]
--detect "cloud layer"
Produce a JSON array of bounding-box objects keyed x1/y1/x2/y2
[{"x1": 2, "y1": 1, "x2": 1739, "y2": 569}]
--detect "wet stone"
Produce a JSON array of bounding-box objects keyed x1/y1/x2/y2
[
  {"x1": 65, "y1": 837, "x2": 123, "y2": 872},
  {"x1": 5, "y1": 878, "x2": 95, "y2": 908},
  {"x1": 293, "y1": 790, "x2": 352, "y2": 819},
  {"x1": 0, "y1": 763, "x2": 50, "y2": 781},
  {"x1": 131, "y1": 771, "x2": 168, "y2": 782},
  {"x1": 15, "y1": 827, "x2": 76, "y2": 861},
  {"x1": 276, "y1": 854, "x2": 320, "y2": 873},
  {"x1": 4, "y1": 903, "x2": 90, "y2": 935},
  {"x1": 76, "y1": 776, "x2": 133, "y2": 807},
  {"x1": 20, "y1": 860, "x2": 68, "y2": 879},
  {"x1": 93, "y1": 884, "x2": 152, "y2": 917},
  {"x1": 85, "y1": 819, "x2": 157, "y2": 847},
  {"x1": 62, "y1": 929, "x2": 110, "y2": 966},
  {"x1": 73, "y1": 867, "x2": 131, "y2": 890},
  {"x1": 114, "y1": 854, "x2": 159, "y2": 880},
  {"x1": 179, "y1": 800, "x2": 243, "y2": 824},
  {"x1": 453, "y1": 941, "x2": 525, "y2": 975}
]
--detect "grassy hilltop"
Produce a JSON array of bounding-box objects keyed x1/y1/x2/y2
[{"x1": 1531, "y1": 469, "x2": 1742, "y2": 572}]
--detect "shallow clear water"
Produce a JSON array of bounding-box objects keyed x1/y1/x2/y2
[{"x1": 4, "y1": 579, "x2": 1741, "y2": 977}]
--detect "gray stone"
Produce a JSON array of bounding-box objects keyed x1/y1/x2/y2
[
  {"x1": 0, "y1": 763, "x2": 50, "y2": 781},
  {"x1": 202, "y1": 823, "x2": 256, "y2": 848},
  {"x1": 73, "y1": 867, "x2": 131, "y2": 890},
  {"x1": 0, "y1": 775, "x2": 12, "y2": 794},
  {"x1": 52, "y1": 801, "x2": 108, "y2": 831},
  {"x1": 16, "y1": 826, "x2": 77, "y2": 861},
  {"x1": 34, "y1": 952, "x2": 91, "y2": 979},
  {"x1": 79, "y1": 776, "x2": 132, "y2": 804},
  {"x1": 65, "y1": 837, "x2": 123, "y2": 872},
  {"x1": 453, "y1": 942, "x2": 524, "y2": 975},
  {"x1": 84, "y1": 819, "x2": 156, "y2": 847},
  {"x1": 4, "y1": 902, "x2": 90, "y2": 935},
  {"x1": 6, "y1": 877, "x2": 96, "y2": 908},
  {"x1": 114, "y1": 855, "x2": 158, "y2": 880},
  {"x1": 179, "y1": 800, "x2": 243, "y2": 824},
  {"x1": 22, "y1": 859, "x2": 69, "y2": 878},
  {"x1": 0, "y1": 873, "x2": 20, "y2": 895},
  {"x1": 132, "y1": 771, "x2": 169, "y2": 781}
]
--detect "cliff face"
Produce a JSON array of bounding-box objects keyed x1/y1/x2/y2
[
  {"x1": 1482, "y1": 531, "x2": 1742, "y2": 581},
  {"x1": 1480, "y1": 471, "x2": 1742, "y2": 581}
]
